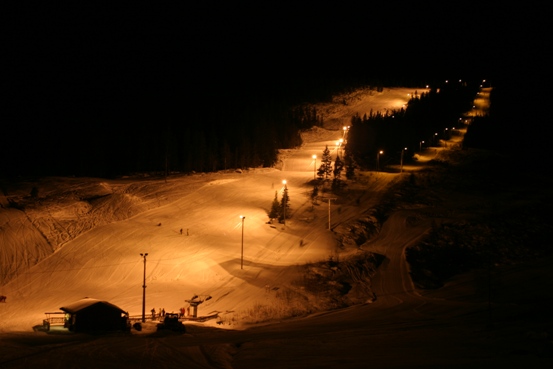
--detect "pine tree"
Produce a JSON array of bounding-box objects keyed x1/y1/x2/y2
[
  {"x1": 268, "y1": 191, "x2": 280, "y2": 220},
  {"x1": 318, "y1": 145, "x2": 333, "y2": 180},
  {"x1": 333, "y1": 155, "x2": 344, "y2": 180},
  {"x1": 316, "y1": 165, "x2": 325, "y2": 180},
  {"x1": 344, "y1": 151, "x2": 356, "y2": 180},
  {"x1": 331, "y1": 178, "x2": 341, "y2": 192},
  {"x1": 279, "y1": 184, "x2": 291, "y2": 223}
]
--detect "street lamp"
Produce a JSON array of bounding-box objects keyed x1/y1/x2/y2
[
  {"x1": 419, "y1": 140, "x2": 424, "y2": 152},
  {"x1": 342, "y1": 126, "x2": 350, "y2": 144},
  {"x1": 312, "y1": 154, "x2": 317, "y2": 180},
  {"x1": 140, "y1": 253, "x2": 148, "y2": 323},
  {"x1": 400, "y1": 147, "x2": 407, "y2": 173},
  {"x1": 240, "y1": 216, "x2": 245, "y2": 269},
  {"x1": 377, "y1": 150, "x2": 383, "y2": 172}
]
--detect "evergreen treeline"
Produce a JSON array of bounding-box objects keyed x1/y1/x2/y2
[
  {"x1": 345, "y1": 80, "x2": 481, "y2": 171},
  {"x1": 2, "y1": 76, "x2": 480, "y2": 179},
  {"x1": 120, "y1": 101, "x2": 308, "y2": 176},
  {"x1": 2, "y1": 94, "x2": 322, "y2": 178}
]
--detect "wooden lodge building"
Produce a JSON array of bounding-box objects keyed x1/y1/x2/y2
[{"x1": 51, "y1": 297, "x2": 130, "y2": 332}]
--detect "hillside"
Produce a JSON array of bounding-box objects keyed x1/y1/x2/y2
[
  {"x1": 0, "y1": 87, "x2": 423, "y2": 330},
  {"x1": 2, "y1": 86, "x2": 553, "y2": 368}
]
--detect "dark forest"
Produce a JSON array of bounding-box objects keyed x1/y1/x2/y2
[{"x1": 2, "y1": 4, "x2": 545, "y2": 179}]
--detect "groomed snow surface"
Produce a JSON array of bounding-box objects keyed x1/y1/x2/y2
[{"x1": 1, "y1": 87, "x2": 551, "y2": 368}]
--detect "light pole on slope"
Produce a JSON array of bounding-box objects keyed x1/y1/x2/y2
[
  {"x1": 343, "y1": 125, "x2": 349, "y2": 141},
  {"x1": 140, "y1": 252, "x2": 148, "y2": 323},
  {"x1": 377, "y1": 150, "x2": 383, "y2": 172},
  {"x1": 400, "y1": 147, "x2": 407, "y2": 173},
  {"x1": 322, "y1": 197, "x2": 337, "y2": 230}
]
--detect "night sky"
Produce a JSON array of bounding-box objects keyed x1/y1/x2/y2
[{"x1": 2, "y1": 3, "x2": 545, "y2": 176}]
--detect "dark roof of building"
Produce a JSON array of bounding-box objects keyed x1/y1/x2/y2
[{"x1": 60, "y1": 297, "x2": 126, "y2": 314}]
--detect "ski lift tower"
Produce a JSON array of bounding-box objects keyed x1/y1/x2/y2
[{"x1": 185, "y1": 294, "x2": 212, "y2": 318}]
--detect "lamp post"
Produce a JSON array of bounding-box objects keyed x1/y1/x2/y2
[
  {"x1": 140, "y1": 253, "x2": 148, "y2": 323},
  {"x1": 342, "y1": 126, "x2": 350, "y2": 146},
  {"x1": 312, "y1": 154, "x2": 317, "y2": 180},
  {"x1": 400, "y1": 147, "x2": 407, "y2": 173},
  {"x1": 322, "y1": 197, "x2": 337, "y2": 230},
  {"x1": 328, "y1": 198, "x2": 336, "y2": 230},
  {"x1": 377, "y1": 150, "x2": 383, "y2": 172},
  {"x1": 240, "y1": 216, "x2": 245, "y2": 269},
  {"x1": 419, "y1": 140, "x2": 424, "y2": 152}
]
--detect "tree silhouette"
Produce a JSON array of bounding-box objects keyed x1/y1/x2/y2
[
  {"x1": 268, "y1": 191, "x2": 280, "y2": 220},
  {"x1": 317, "y1": 145, "x2": 333, "y2": 180},
  {"x1": 344, "y1": 151, "x2": 356, "y2": 180},
  {"x1": 279, "y1": 184, "x2": 291, "y2": 223},
  {"x1": 333, "y1": 155, "x2": 344, "y2": 180}
]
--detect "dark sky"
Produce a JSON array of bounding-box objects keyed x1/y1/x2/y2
[
  {"x1": 2, "y1": 3, "x2": 544, "y2": 150},
  {"x1": 5, "y1": 3, "x2": 524, "y2": 100}
]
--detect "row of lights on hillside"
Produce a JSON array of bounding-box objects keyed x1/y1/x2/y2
[
  {"x1": 434, "y1": 79, "x2": 488, "y2": 87},
  {"x1": 310, "y1": 125, "x2": 461, "y2": 177},
  {"x1": 140, "y1": 116, "x2": 467, "y2": 317},
  {"x1": 308, "y1": 126, "x2": 351, "y2": 181},
  {"x1": 136, "y1": 142, "x2": 390, "y2": 322},
  {"x1": 139, "y1": 128, "x2": 404, "y2": 316},
  {"x1": 310, "y1": 126, "x2": 351, "y2": 180},
  {"x1": 137, "y1": 115, "x2": 471, "y2": 321},
  {"x1": 377, "y1": 147, "x2": 409, "y2": 173}
]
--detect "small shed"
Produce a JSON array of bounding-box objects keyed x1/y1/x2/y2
[{"x1": 60, "y1": 297, "x2": 129, "y2": 332}]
